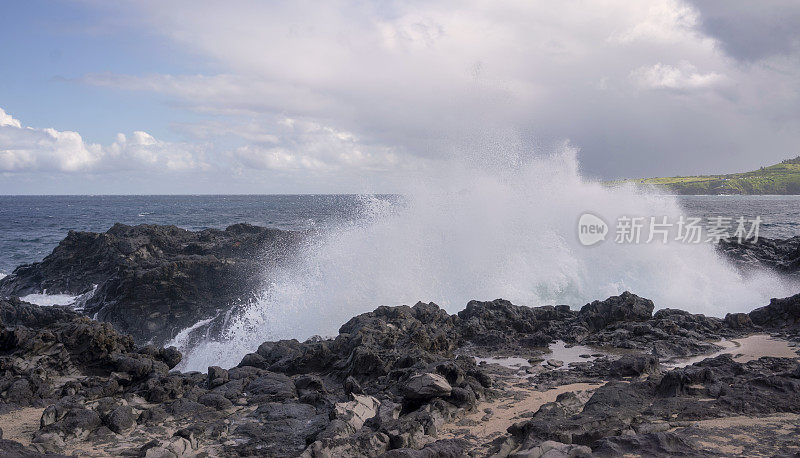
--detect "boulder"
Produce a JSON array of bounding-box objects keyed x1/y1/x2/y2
[
  {"x1": 104, "y1": 406, "x2": 135, "y2": 434},
  {"x1": 402, "y1": 373, "x2": 452, "y2": 400},
  {"x1": 609, "y1": 355, "x2": 660, "y2": 377},
  {"x1": 578, "y1": 292, "x2": 654, "y2": 332}
]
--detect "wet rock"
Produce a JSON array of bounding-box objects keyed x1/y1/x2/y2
[
  {"x1": 546, "y1": 359, "x2": 563, "y2": 368},
  {"x1": 724, "y1": 312, "x2": 753, "y2": 329},
  {"x1": 719, "y1": 235, "x2": 800, "y2": 276},
  {"x1": 198, "y1": 392, "x2": 233, "y2": 410},
  {"x1": 578, "y1": 292, "x2": 654, "y2": 332},
  {"x1": 246, "y1": 372, "x2": 297, "y2": 403},
  {"x1": 609, "y1": 355, "x2": 659, "y2": 377},
  {"x1": 749, "y1": 293, "x2": 800, "y2": 329},
  {"x1": 207, "y1": 366, "x2": 229, "y2": 389},
  {"x1": 235, "y1": 402, "x2": 329, "y2": 456},
  {"x1": 402, "y1": 373, "x2": 452, "y2": 400},
  {"x1": 0, "y1": 223, "x2": 301, "y2": 345}
]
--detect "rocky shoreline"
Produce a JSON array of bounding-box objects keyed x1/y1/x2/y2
[
  {"x1": 0, "y1": 225, "x2": 799, "y2": 457},
  {"x1": 0, "y1": 223, "x2": 302, "y2": 346}
]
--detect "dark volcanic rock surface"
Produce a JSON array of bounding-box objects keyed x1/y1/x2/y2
[
  {"x1": 2, "y1": 231, "x2": 800, "y2": 458},
  {"x1": 719, "y1": 235, "x2": 800, "y2": 275},
  {"x1": 0, "y1": 223, "x2": 301, "y2": 345},
  {"x1": 500, "y1": 354, "x2": 800, "y2": 456},
  {"x1": 0, "y1": 290, "x2": 797, "y2": 456},
  {"x1": 749, "y1": 292, "x2": 800, "y2": 329}
]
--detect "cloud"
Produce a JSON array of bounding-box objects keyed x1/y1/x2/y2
[
  {"x1": 631, "y1": 62, "x2": 727, "y2": 91},
  {"x1": 0, "y1": 108, "x2": 22, "y2": 128},
  {"x1": 72, "y1": 0, "x2": 800, "y2": 182},
  {"x1": 686, "y1": 0, "x2": 800, "y2": 61},
  {"x1": 230, "y1": 118, "x2": 401, "y2": 172},
  {"x1": 0, "y1": 107, "x2": 207, "y2": 173}
]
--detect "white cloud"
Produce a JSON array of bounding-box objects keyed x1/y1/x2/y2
[
  {"x1": 232, "y1": 117, "x2": 401, "y2": 172},
  {"x1": 631, "y1": 62, "x2": 727, "y2": 90},
  {"x1": 0, "y1": 108, "x2": 22, "y2": 128},
  {"x1": 0, "y1": 107, "x2": 207, "y2": 173},
  {"x1": 609, "y1": 0, "x2": 704, "y2": 45}
]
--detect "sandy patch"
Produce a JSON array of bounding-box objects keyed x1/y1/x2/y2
[
  {"x1": 691, "y1": 412, "x2": 800, "y2": 429},
  {"x1": 440, "y1": 382, "x2": 604, "y2": 441},
  {"x1": 679, "y1": 413, "x2": 800, "y2": 457},
  {"x1": 0, "y1": 406, "x2": 44, "y2": 445}
]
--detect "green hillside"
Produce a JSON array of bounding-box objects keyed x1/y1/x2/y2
[{"x1": 612, "y1": 157, "x2": 800, "y2": 195}]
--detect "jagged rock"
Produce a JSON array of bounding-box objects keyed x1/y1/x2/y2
[
  {"x1": 578, "y1": 292, "x2": 654, "y2": 332},
  {"x1": 207, "y1": 366, "x2": 229, "y2": 389},
  {"x1": 609, "y1": 355, "x2": 659, "y2": 377},
  {"x1": 402, "y1": 373, "x2": 452, "y2": 400},
  {"x1": 236, "y1": 402, "x2": 329, "y2": 456},
  {"x1": 719, "y1": 236, "x2": 800, "y2": 275},
  {"x1": 30, "y1": 433, "x2": 67, "y2": 455},
  {"x1": 245, "y1": 372, "x2": 297, "y2": 403},
  {"x1": 4, "y1": 264, "x2": 800, "y2": 457},
  {"x1": 724, "y1": 312, "x2": 753, "y2": 329},
  {"x1": 0, "y1": 223, "x2": 301, "y2": 345},
  {"x1": 749, "y1": 293, "x2": 800, "y2": 328},
  {"x1": 197, "y1": 392, "x2": 233, "y2": 410}
]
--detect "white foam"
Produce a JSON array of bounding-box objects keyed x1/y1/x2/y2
[
  {"x1": 177, "y1": 148, "x2": 799, "y2": 371},
  {"x1": 19, "y1": 285, "x2": 97, "y2": 309},
  {"x1": 20, "y1": 292, "x2": 79, "y2": 307}
]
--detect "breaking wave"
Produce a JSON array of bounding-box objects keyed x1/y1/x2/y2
[{"x1": 175, "y1": 147, "x2": 798, "y2": 371}]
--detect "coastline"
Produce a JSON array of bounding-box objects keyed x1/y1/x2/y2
[{"x1": 0, "y1": 224, "x2": 799, "y2": 456}]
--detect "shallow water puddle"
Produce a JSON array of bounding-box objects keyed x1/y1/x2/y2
[
  {"x1": 473, "y1": 340, "x2": 626, "y2": 372},
  {"x1": 541, "y1": 340, "x2": 600, "y2": 367},
  {"x1": 665, "y1": 334, "x2": 799, "y2": 368},
  {"x1": 473, "y1": 356, "x2": 532, "y2": 369}
]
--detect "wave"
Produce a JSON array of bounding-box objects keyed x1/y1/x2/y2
[{"x1": 174, "y1": 148, "x2": 798, "y2": 371}]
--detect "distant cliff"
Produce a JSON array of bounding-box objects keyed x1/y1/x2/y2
[{"x1": 612, "y1": 156, "x2": 800, "y2": 194}]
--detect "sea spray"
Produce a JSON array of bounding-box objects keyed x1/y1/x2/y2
[{"x1": 174, "y1": 148, "x2": 798, "y2": 371}]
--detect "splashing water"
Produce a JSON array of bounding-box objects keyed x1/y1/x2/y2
[{"x1": 175, "y1": 149, "x2": 798, "y2": 371}]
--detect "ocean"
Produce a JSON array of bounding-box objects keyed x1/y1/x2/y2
[
  {"x1": 2, "y1": 194, "x2": 799, "y2": 276},
  {"x1": 0, "y1": 194, "x2": 394, "y2": 276},
  {"x1": 4, "y1": 184, "x2": 800, "y2": 372}
]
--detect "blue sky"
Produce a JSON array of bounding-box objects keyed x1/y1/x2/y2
[
  {"x1": 0, "y1": 1, "x2": 202, "y2": 143},
  {"x1": 1, "y1": 0, "x2": 799, "y2": 194}
]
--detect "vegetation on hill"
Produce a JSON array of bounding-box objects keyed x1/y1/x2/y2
[{"x1": 612, "y1": 156, "x2": 800, "y2": 195}]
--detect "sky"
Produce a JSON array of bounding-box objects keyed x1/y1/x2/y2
[{"x1": 1, "y1": 0, "x2": 799, "y2": 194}]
